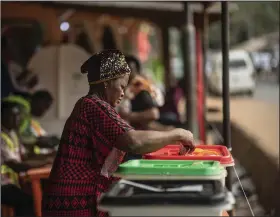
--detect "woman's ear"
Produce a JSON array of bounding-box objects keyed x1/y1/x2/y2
[{"x1": 104, "y1": 82, "x2": 108, "y2": 89}]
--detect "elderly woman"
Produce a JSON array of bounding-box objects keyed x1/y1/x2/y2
[{"x1": 42, "y1": 50, "x2": 195, "y2": 217}]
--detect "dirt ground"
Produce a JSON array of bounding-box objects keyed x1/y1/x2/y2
[
  {"x1": 206, "y1": 96, "x2": 279, "y2": 165},
  {"x1": 206, "y1": 96, "x2": 279, "y2": 216}
]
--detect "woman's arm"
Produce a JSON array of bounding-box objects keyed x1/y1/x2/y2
[
  {"x1": 86, "y1": 98, "x2": 194, "y2": 155},
  {"x1": 5, "y1": 159, "x2": 50, "y2": 173},
  {"x1": 4, "y1": 160, "x2": 31, "y2": 173},
  {"x1": 116, "y1": 128, "x2": 193, "y2": 154}
]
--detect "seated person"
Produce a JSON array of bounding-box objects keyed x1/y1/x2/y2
[
  {"x1": 126, "y1": 55, "x2": 165, "y2": 106},
  {"x1": 1, "y1": 32, "x2": 39, "y2": 99},
  {"x1": 3, "y1": 90, "x2": 59, "y2": 156},
  {"x1": 117, "y1": 55, "x2": 160, "y2": 129},
  {"x1": 127, "y1": 74, "x2": 160, "y2": 129},
  {"x1": 159, "y1": 77, "x2": 185, "y2": 128},
  {"x1": 119, "y1": 55, "x2": 174, "y2": 131},
  {"x1": 117, "y1": 56, "x2": 160, "y2": 161},
  {"x1": 1, "y1": 101, "x2": 51, "y2": 216}
]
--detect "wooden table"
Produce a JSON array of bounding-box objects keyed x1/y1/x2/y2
[
  {"x1": 222, "y1": 211, "x2": 229, "y2": 216},
  {"x1": 21, "y1": 166, "x2": 51, "y2": 217}
]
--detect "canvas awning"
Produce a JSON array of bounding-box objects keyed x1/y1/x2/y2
[{"x1": 44, "y1": 1, "x2": 239, "y2": 27}]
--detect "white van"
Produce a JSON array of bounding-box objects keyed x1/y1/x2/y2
[{"x1": 208, "y1": 50, "x2": 256, "y2": 96}]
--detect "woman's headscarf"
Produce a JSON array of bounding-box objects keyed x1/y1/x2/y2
[{"x1": 81, "y1": 49, "x2": 131, "y2": 85}]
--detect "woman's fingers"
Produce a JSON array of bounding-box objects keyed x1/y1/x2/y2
[
  {"x1": 182, "y1": 141, "x2": 196, "y2": 154},
  {"x1": 179, "y1": 145, "x2": 187, "y2": 155}
]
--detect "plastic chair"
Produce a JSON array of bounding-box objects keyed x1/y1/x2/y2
[{"x1": 1, "y1": 204, "x2": 14, "y2": 217}]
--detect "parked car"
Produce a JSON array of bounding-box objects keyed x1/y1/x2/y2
[{"x1": 208, "y1": 50, "x2": 256, "y2": 96}]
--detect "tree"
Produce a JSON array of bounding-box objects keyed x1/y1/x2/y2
[{"x1": 208, "y1": 2, "x2": 280, "y2": 50}]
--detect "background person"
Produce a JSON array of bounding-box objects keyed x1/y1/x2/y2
[
  {"x1": 3, "y1": 90, "x2": 58, "y2": 156},
  {"x1": 1, "y1": 30, "x2": 39, "y2": 99},
  {"x1": 1, "y1": 101, "x2": 51, "y2": 216},
  {"x1": 118, "y1": 55, "x2": 160, "y2": 130}
]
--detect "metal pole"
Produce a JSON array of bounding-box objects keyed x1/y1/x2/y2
[
  {"x1": 221, "y1": 0, "x2": 231, "y2": 151},
  {"x1": 202, "y1": 4, "x2": 209, "y2": 144},
  {"x1": 162, "y1": 25, "x2": 171, "y2": 90},
  {"x1": 221, "y1": 2, "x2": 234, "y2": 216},
  {"x1": 182, "y1": 2, "x2": 197, "y2": 138}
]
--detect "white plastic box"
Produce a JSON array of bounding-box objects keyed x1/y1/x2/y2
[{"x1": 98, "y1": 179, "x2": 235, "y2": 216}]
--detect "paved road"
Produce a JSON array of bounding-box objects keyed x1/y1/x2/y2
[
  {"x1": 254, "y1": 80, "x2": 279, "y2": 105},
  {"x1": 226, "y1": 80, "x2": 279, "y2": 105},
  {"x1": 206, "y1": 82, "x2": 279, "y2": 216},
  {"x1": 208, "y1": 79, "x2": 279, "y2": 106}
]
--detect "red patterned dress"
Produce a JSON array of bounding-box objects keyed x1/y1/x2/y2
[{"x1": 42, "y1": 95, "x2": 133, "y2": 217}]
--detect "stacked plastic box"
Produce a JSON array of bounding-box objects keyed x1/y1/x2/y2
[{"x1": 99, "y1": 145, "x2": 235, "y2": 216}]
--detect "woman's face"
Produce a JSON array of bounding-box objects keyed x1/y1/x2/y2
[{"x1": 104, "y1": 74, "x2": 130, "y2": 107}]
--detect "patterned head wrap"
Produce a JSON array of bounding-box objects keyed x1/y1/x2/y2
[{"x1": 81, "y1": 49, "x2": 131, "y2": 85}]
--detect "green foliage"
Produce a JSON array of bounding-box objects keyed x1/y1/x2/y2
[
  {"x1": 208, "y1": 2, "x2": 280, "y2": 49},
  {"x1": 146, "y1": 58, "x2": 164, "y2": 83}
]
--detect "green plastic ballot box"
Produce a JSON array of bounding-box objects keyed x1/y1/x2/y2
[{"x1": 114, "y1": 160, "x2": 227, "y2": 185}]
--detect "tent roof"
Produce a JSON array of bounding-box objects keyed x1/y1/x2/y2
[
  {"x1": 45, "y1": 1, "x2": 239, "y2": 27},
  {"x1": 58, "y1": 1, "x2": 234, "y2": 13}
]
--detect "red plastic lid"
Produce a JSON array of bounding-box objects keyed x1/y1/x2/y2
[{"x1": 144, "y1": 145, "x2": 234, "y2": 166}]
